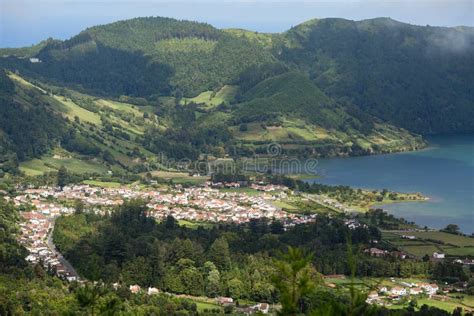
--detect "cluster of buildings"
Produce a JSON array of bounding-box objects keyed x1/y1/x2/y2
[
  {"x1": 12, "y1": 183, "x2": 315, "y2": 226},
  {"x1": 364, "y1": 247, "x2": 408, "y2": 260},
  {"x1": 16, "y1": 209, "x2": 78, "y2": 282},
  {"x1": 249, "y1": 183, "x2": 289, "y2": 192},
  {"x1": 366, "y1": 281, "x2": 440, "y2": 305},
  {"x1": 10, "y1": 182, "x2": 317, "y2": 284},
  {"x1": 145, "y1": 185, "x2": 313, "y2": 225}
]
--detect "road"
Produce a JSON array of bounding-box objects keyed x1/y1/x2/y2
[{"x1": 47, "y1": 217, "x2": 80, "y2": 279}]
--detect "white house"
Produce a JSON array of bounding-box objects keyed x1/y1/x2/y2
[
  {"x1": 217, "y1": 297, "x2": 233, "y2": 305},
  {"x1": 420, "y1": 283, "x2": 439, "y2": 295},
  {"x1": 129, "y1": 285, "x2": 141, "y2": 294},
  {"x1": 368, "y1": 291, "x2": 379, "y2": 300},
  {"x1": 410, "y1": 287, "x2": 423, "y2": 295},
  {"x1": 433, "y1": 252, "x2": 445, "y2": 259},
  {"x1": 390, "y1": 286, "x2": 407, "y2": 296},
  {"x1": 379, "y1": 286, "x2": 388, "y2": 294},
  {"x1": 254, "y1": 303, "x2": 269, "y2": 314},
  {"x1": 147, "y1": 287, "x2": 160, "y2": 295}
]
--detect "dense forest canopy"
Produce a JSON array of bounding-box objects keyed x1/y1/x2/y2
[{"x1": 277, "y1": 18, "x2": 474, "y2": 134}]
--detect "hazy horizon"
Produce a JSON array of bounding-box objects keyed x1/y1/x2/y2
[{"x1": 1, "y1": 0, "x2": 473, "y2": 48}]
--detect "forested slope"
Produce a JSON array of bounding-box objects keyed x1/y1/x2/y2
[
  {"x1": 0, "y1": 16, "x2": 472, "y2": 172},
  {"x1": 277, "y1": 18, "x2": 474, "y2": 134}
]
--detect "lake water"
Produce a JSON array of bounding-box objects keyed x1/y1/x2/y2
[{"x1": 306, "y1": 134, "x2": 474, "y2": 234}]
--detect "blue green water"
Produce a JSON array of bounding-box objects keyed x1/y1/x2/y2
[{"x1": 307, "y1": 135, "x2": 474, "y2": 234}]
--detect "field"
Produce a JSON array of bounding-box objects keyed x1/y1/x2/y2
[
  {"x1": 395, "y1": 231, "x2": 474, "y2": 247},
  {"x1": 323, "y1": 277, "x2": 474, "y2": 313},
  {"x1": 219, "y1": 187, "x2": 261, "y2": 196},
  {"x1": 82, "y1": 180, "x2": 122, "y2": 188},
  {"x1": 54, "y1": 96, "x2": 102, "y2": 125},
  {"x1": 178, "y1": 220, "x2": 214, "y2": 229},
  {"x1": 8, "y1": 72, "x2": 47, "y2": 93},
  {"x1": 20, "y1": 155, "x2": 109, "y2": 176},
  {"x1": 417, "y1": 298, "x2": 473, "y2": 313},
  {"x1": 231, "y1": 118, "x2": 335, "y2": 143},
  {"x1": 382, "y1": 231, "x2": 474, "y2": 257},
  {"x1": 194, "y1": 301, "x2": 222, "y2": 313},
  {"x1": 95, "y1": 99, "x2": 144, "y2": 117},
  {"x1": 149, "y1": 171, "x2": 209, "y2": 185},
  {"x1": 272, "y1": 200, "x2": 299, "y2": 210},
  {"x1": 271, "y1": 195, "x2": 335, "y2": 214},
  {"x1": 181, "y1": 85, "x2": 238, "y2": 109}
]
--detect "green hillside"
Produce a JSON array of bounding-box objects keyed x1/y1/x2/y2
[
  {"x1": 277, "y1": 18, "x2": 474, "y2": 134},
  {"x1": 235, "y1": 71, "x2": 340, "y2": 126},
  {"x1": 1, "y1": 17, "x2": 276, "y2": 98},
  {"x1": 230, "y1": 72, "x2": 423, "y2": 156},
  {"x1": 0, "y1": 70, "x2": 163, "y2": 176},
  {"x1": 1, "y1": 16, "x2": 472, "y2": 172},
  {"x1": 2, "y1": 16, "x2": 472, "y2": 135}
]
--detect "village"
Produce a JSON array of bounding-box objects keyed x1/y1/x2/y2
[
  {"x1": 8, "y1": 181, "x2": 317, "y2": 285},
  {"x1": 8, "y1": 180, "x2": 473, "y2": 313}
]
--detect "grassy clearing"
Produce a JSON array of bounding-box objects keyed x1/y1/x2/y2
[
  {"x1": 19, "y1": 159, "x2": 56, "y2": 176},
  {"x1": 95, "y1": 99, "x2": 143, "y2": 116},
  {"x1": 384, "y1": 231, "x2": 474, "y2": 257},
  {"x1": 219, "y1": 187, "x2": 261, "y2": 196},
  {"x1": 178, "y1": 220, "x2": 214, "y2": 230},
  {"x1": 399, "y1": 245, "x2": 442, "y2": 257},
  {"x1": 182, "y1": 85, "x2": 238, "y2": 108},
  {"x1": 223, "y1": 29, "x2": 274, "y2": 47},
  {"x1": 232, "y1": 117, "x2": 340, "y2": 143},
  {"x1": 149, "y1": 171, "x2": 209, "y2": 185},
  {"x1": 54, "y1": 96, "x2": 102, "y2": 125},
  {"x1": 272, "y1": 200, "x2": 299, "y2": 210},
  {"x1": 393, "y1": 231, "x2": 474, "y2": 247},
  {"x1": 8, "y1": 72, "x2": 47, "y2": 93},
  {"x1": 442, "y1": 247, "x2": 474, "y2": 256},
  {"x1": 20, "y1": 155, "x2": 108, "y2": 176},
  {"x1": 417, "y1": 298, "x2": 472, "y2": 313},
  {"x1": 82, "y1": 180, "x2": 122, "y2": 188},
  {"x1": 194, "y1": 301, "x2": 222, "y2": 312}
]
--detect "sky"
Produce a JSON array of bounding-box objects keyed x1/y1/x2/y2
[{"x1": 1, "y1": 0, "x2": 473, "y2": 48}]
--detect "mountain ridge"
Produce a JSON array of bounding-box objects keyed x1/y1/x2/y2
[{"x1": 0, "y1": 16, "x2": 471, "y2": 175}]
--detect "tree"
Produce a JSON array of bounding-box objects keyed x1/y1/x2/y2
[
  {"x1": 208, "y1": 237, "x2": 231, "y2": 271},
  {"x1": 164, "y1": 215, "x2": 177, "y2": 229},
  {"x1": 57, "y1": 165, "x2": 68, "y2": 189},
  {"x1": 228, "y1": 278, "x2": 245, "y2": 299},
  {"x1": 75, "y1": 284, "x2": 106, "y2": 314},
  {"x1": 271, "y1": 247, "x2": 316, "y2": 315},
  {"x1": 121, "y1": 257, "x2": 152, "y2": 286},
  {"x1": 74, "y1": 199, "x2": 85, "y2": 215},
  {"x1": 179, "y1": 266, "x2": 204, "y2": 296},
  {"x1": 204, "y1": 261, "x2": 221, "y2": 297},
  {"x1": 443, "y1": 224, "x2": 460, "y2": 235}
]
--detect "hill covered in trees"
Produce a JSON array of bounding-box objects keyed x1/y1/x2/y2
[
  {"x1": 276, "y1": 18, "x2": 474, "y2": 134},
  {"x1": 2, "y1": 16, "x2": 472, "y2": 135},
  {"x1": 0, "y1": 16, "x2": 472, "y2": 173}
]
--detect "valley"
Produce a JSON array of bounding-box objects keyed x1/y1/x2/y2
[{"x1": 0, "y1": 14, "x2": 473, "y2": 316}]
